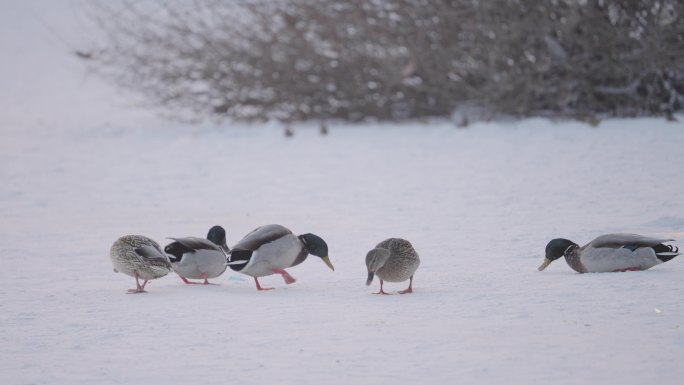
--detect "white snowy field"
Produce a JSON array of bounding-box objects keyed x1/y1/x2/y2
[
  {"x1": 3, "y1": 119, "x2": 684, "y2": 385},
  {"x1": 2, "y1": 2, "x2": 684, "y2": 385}
]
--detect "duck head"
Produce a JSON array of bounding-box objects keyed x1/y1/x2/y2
[
  {"x1": 300, "y1": 233, "x2": 334, "y2": 271},
  {"x1": 538, "y1": 238, "x2": 579, "y2": 271},
  {"x1": 207, "y1": 225, "x2": 229, "y2": 251},
  {"x1": 365, "y1": 248, "x2": 390, "y2": 286}
]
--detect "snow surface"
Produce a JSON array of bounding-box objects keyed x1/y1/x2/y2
[{"x1": 2, "y1": 2, "x2": 684, "y2": 385}]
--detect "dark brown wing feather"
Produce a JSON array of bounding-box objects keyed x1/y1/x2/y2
[
  {"x1": 168, "y1": 237, "x2": 221, "y2": 252},
  {"x1": 231, "y1": 224, "x2": 292, "y2": 251}
]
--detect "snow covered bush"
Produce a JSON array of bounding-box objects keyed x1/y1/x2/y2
[{"x1": 86, "y1": 0, "x2": 684, "y2": 122}]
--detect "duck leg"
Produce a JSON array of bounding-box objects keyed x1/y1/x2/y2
[
  {"x1": 373, "y1": 279, "x2": 390, "y2": 295},
  {"x1": 254, "y1": 277, "x2": 274, "y2": 291},
  {"x1": 398, "y1": 276, "x2": 414, "y2": 294},
  {"x1": 612, "y1": 267, "x2": 642, "y2": 272},
  {"x1": 127, "y1": 273, "x2": 147, "y2": 294},
  {"x1": 272, "y1": 269, "x2": 297, "y2": 284},
  {"x1": 201, "y1": 273, "x2": 220, "y2": 285},
  {"x1": 180, "y1": 276, "x2": 200, "y2": 285}
]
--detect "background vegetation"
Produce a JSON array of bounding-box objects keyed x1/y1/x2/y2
[{"x1": 86, "y1": 0, "x2": 684, "y2": 123}]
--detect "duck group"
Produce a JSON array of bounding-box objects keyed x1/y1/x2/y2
[
  {"x1": 110, "y1": 224, "x2": 680, "y2": 294},
  {"x1": 110, "y1": 224, "x2": 339, "y2": 294}
]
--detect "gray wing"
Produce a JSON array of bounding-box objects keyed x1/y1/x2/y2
[
  {"x1": 232, "y1": 224, "x2": 292, "y2": 251},
  {"x1": 135, "y1": 245, "x2": 170, "y2": 261},
  {"x1": 168, "y1": 236, "x2": 222, "y2": 252},
  {"x1": 588, "y1": 233, "x2": 674, "y2": 249}
]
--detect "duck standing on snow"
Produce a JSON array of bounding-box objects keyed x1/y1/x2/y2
[
  {"x1": 165, "y1": 225, "x2": 231, "y2": 285},
  {"x1": 110, "y1": 235, "x2": 172, "y2": 293},
  {"x1": 538, "y1": 233, "x2": 680, "y2": 273},
  {"x1": 366, "y1": 238, "x2": 420, "y2": 295},
  {"x1": 228, "y1": 224, "x2": 334, "y2": 291}
]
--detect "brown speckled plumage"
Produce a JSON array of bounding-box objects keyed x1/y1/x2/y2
[
  {"x1": 373, "y1": 238, "x2": 421, "y2": 282},
  {"x1": 366, "y1": 238, "x2": 420, "y2": 294},
  {"x1": 110, "y1": 235, "x2": 171, "y2": 292}
]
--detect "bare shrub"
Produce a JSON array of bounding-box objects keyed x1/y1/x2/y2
[{"x1": 85, "y1": 0, "x2": 684, "y2": 122}]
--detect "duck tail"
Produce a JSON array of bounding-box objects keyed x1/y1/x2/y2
[
  {"x1": 227, "y1": 249, "x2": 252, "y2": 271},
  {"x1": 654, "y1": 244, "x2": 680, "y2": 262}
]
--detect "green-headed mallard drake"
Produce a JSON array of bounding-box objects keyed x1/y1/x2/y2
[
  {"x1": 228, "y1": 224, "x2": 334, "y2": 291},
  {"x1": 110, "y1": 235, "x2": 172, "y2": 293},
  {"x1": 165, "y1": 225, "x2": 230, "y2": 285},
  {"x1": 539, "y1": 233, "x2": 679, "y2": 273},
  {"x1": 366, "y1": 238, "x2": 420, "y2": 295}
]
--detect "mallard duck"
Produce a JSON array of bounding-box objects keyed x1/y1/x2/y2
[
  {"x1": 165, "y1": 225, "x2": 230, "y2": 285},
  {"x1": 110, "y1": 235, "x2": 172, "y2": 293},
  {"x1": 538, "y1": 233, "x2": 680, "y2": 273},
  {"x1": 228, "y1": 224, "x2": 334, "y2": 291},
  {"x1": 366, "y1": 238, "x2": 420, "y2": 294}
]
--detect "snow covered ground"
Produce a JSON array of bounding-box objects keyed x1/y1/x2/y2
[{"x1": 2, "y1": 2, "x2": 684, "y2": 385}]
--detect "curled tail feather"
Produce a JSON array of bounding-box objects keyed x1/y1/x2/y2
[{"x1": 654, "y1": 244, "x2": 679, "y2": 262}]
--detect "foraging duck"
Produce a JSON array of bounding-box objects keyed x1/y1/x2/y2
[
  {"x1": 165, "y1": 225, "x2": 230, "y2": 285},
  {"x1": 538, "y1": 233, "x2": 680, "y2": 273},
  {"x1": 110, "y1": 235, "x2": 172, "y2": 293},
  {"x1": 366, "y1": 238, "x2": 420, "y2": 294},
  {"x1": 228, "y1": 224, "x2": 334, "y2": 290}
]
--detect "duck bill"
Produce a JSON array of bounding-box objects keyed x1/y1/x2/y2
[
  {"x1": 538, "y1": 258, "x2": 552, "y2": 271},
  {"x1": 366, "y1": 271, "x2": 374, "y2": 286},
  {"x1": 322, "y1": 256, "x2": 335, "y2": 271}
]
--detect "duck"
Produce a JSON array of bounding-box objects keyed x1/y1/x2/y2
[
  {"x1": 110, "y1": 235, "x2": 172, "y2": 293},
  {"x1": 165, "y1": 225, "x2": 231, "y2": 285},
  {"x1": 228, "y1": 224, "x2": 334, "y2": 290},
  {"x1": 538, "y1": 233, "x2": 680, "y2": 273},
  {"x1": 365, "y1": 238, "x2": 420, "y2": 294}
]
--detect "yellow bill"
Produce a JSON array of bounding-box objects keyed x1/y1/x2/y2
[
  {"x1": 538, "y1": 258, "x2": 552, "y2": 271},
  {"x1": 322, "y1": 256, "x2": 335, "y2": 271}
]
